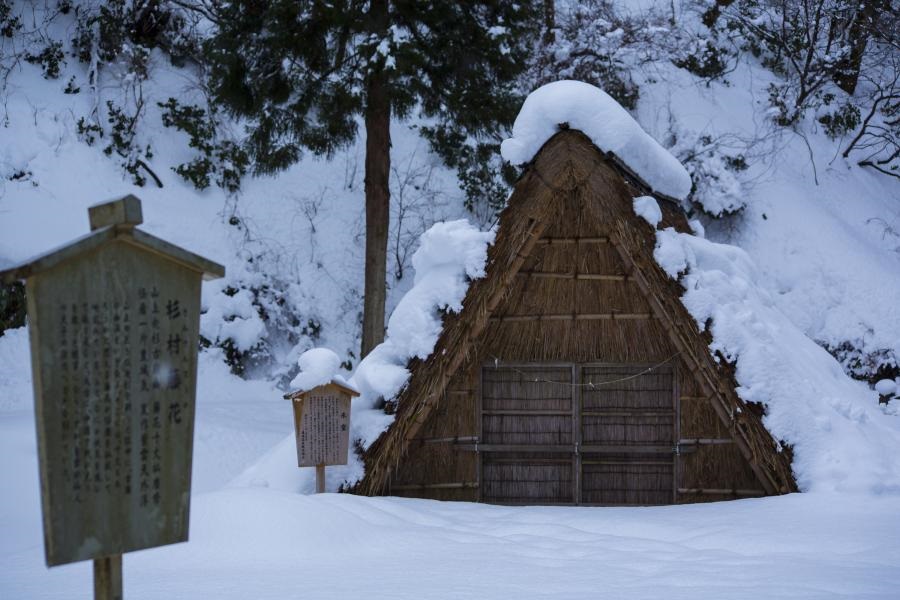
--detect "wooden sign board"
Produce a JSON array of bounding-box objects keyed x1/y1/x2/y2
[
  {"x1": 291, "y1": 386, "x2": 352, "y2": 467},
  {"x1": 27, "y1": 240, "x2": 201, "y2": 566},
  {"x1": 1, "y1": 195, "x2": 224, "y2": 569}
]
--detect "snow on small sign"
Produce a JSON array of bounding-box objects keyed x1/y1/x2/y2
[{"x1": 285, "y1": 349, "x2": 358, "y2": 469}]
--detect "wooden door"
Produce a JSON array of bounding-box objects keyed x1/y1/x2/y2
[
  {"x1": 479, "y1": 363, "x2": 677, "y2": 505},
  {"x1": 479, "y1": 365, "x2": 574, "y2": 504},
  {"x1": 579, "y1": 364, "x2": 677, "y2": 505}
]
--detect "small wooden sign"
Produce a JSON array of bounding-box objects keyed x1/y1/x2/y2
[
  {"x1": 1, "y1": 195, "x2": 224, "y2": 571},
  {"x1": 286, "y1": 381, "x2": 356, "y2": 469}
]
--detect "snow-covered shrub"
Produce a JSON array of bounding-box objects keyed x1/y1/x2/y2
[
  {"x1": 825, "y1": 341, "x2": 899, "y2": 391},
  {"x1": 673, "y1": 132, "x2": 750, "y2": 217},
  {"x1": 419, "y1": 126, "x2": 516, "y2": 219},
  {"x1": 158, "y1": 98, "x2": 249, "y2": 193},
  {"x1": 708, "y1": 0, "x2": 899, "y2": 178},
  {"x1": 201, "y1": 272, "x2": 324, "y2": 379},
  {"x1": 672, "y1": 35, "x2": 733, "y2": 81},
  {"x1": 531, "y1": 0, "x2": 664, "y2": 111}
]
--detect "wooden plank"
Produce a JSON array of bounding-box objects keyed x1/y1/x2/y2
[
  {"x1": 677, "y1": 487, "x2": 766, "y2": 496},
  {"x1": 483, "y1": 409, "x2": 572, "y2": 416},
  {"x1": 573, "y1": 363, "x2": 581, "y2": 505},
  {"x1": 460, "y1": 443, "x2": 677, "y2": 454},
  {"x1": 489, "y1": 312, "x2": 652, "y2": 323},
  {"x1": 93, "y1": 554, "x2": 123, "y2": 600},
  {"x1": 535, "y1": 236, "x2": 609, "y2": 245},
  {"x1": 581, "y1": 410, "x2": 675, "y2": 417},
  {"x1": 678, "y1": 438, "x2": 735, "y2": 446},
  {"x1": 391, "y1": 482, "x2": 479, "y2": 491},
  {"x1": 583, "y1": 460, "x2": 673, "y2": 466},
  {"x1": 416, "y1": 435, "x2": 479, "y2": 444},
  {"x1": 516, "y1": 271, "x2": 629, "y2": 281}
]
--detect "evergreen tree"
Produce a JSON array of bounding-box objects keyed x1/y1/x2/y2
[{"x1": 204, "y1": 1, "x2": 540, "y2": 358}]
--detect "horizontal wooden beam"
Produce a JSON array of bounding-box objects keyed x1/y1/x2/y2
[
  {"x1": 489, "y1": 312, "x2": 652, "y2": 323},
  {"x1": 415, "y1": 435, "x2": 479, "y2": 445},
  {"x1": 678, "y1": 438, "x2": 735, "y2": 446},
  {"x1": 677, "y1": 488, "x2": 766, "y2": 497},
  {"x1": 581, "y1": 460, "x2": 673, "y2": 466},
  {"x1": 516, "y1": 271, "x2": 630, "y2": 281},
  {"x1": 483, "y1": 410, "x2": 571, "y2": 416},
  {"x1": 535, "y1": 236, "x2": 609, "y2": 245},
  {"x1": 391, "y1": 482, "x2": 479, "y2": 491},
  {"x1": 582, "y1": 410, "x2": 675, "y2": 417},
  {"x1": 458, "y1": 443, "x2": 678, "y2": 454}
]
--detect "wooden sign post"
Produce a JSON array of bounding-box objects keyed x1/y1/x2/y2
[
  {"x1": 0, "y1": 195, "x2": 224, "y2": 599},
  {"x1": 283, "y1": 380, "x2": 357, "y2": 492}
]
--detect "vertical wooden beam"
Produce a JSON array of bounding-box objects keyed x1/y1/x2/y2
[
  {"x1": 476, "y1": 363, "x2": 484, "y2": 503},
  {"x1": 94, "y1": 555, "x2": 122, "y2": 600},
  {"x1": 573, "y1": 363, "x2": 582, "y2": 505},
  {"x1": 672, "y1": 363, "x2": 680, "y2": 504},
  {"x1": 315, "y1": 464, "x2": 325, "y2": 493}
]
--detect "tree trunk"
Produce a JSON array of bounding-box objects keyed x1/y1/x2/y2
[
  {"x1": 361, "y1": 0, "x2": 391, "y2": 359},
  {"x1": 833, "y1": 0, "x2": 885, "y2": 95}
]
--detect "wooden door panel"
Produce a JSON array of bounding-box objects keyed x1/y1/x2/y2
[
  {"x1": 582, "y1": 414, "x2": 675, "y2": 446},
  {"x1": 482, "y1": 415, "x2": 573, "y2": 445},
  {"x1": 581, "y1": 456, "x2": 674, "y2": 505},
  {"x1": 482, "y1": 455, "x2": 573, "y2": 504}
]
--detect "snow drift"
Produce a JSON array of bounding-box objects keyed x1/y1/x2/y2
[{"x1": 652, "y1": 225, "x2": 900, "y2": 494}]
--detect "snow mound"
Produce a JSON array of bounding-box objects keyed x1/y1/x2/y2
[
  {"x1": 350, "y1": 219, "x2": 494, "y2": 446},
  {"x1": 654, "y1": 229, "x2": 900, "y2": 494},
  {"x1": 289, "y1": 348, "x2": 355, "y2": 393},
  {"x1": 633, "y1": 196, "x2": 662, "y2": 228},
  {"x1": 501, "y1": 80, "x2": 692, "y2": 201}
]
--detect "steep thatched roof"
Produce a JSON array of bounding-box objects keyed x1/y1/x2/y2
[{"x1": 354, "y1": 129, "x2": 797, "y2": 497}]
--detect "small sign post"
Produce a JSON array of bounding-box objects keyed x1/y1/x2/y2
[
  {"x1": 0, "y1": 195, "x2": 224, "y2": 599},
  {"x1": 283, "y1": 380, "x2": 357, "y2": 492}
]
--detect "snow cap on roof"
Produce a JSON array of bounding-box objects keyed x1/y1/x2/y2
[{"x1": 501, "y1": 80, "x2": 692, "y2": 201}]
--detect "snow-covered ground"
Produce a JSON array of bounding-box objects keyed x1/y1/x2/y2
[
  {"x1": 3, "y1": 2, "x2": 900, "y2": 598},
  {"x1": 3, "y1": 329, "x2": 900, "y2": 598}
]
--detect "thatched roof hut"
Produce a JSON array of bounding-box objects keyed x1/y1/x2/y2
[{"x1": 353, "y1": 128, "x2": 797, "y2": 505}]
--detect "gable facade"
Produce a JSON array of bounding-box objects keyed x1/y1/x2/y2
[{"x1": 355, "y1": 130, "x2": 796, "y2": 505}]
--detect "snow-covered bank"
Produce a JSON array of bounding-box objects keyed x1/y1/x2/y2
[
  {"x1": 2, "y1": 483, "x2": 899, "y2": 599},
  {"x1": 653, "y1": 226, "x2": 900, "y2": 494}
]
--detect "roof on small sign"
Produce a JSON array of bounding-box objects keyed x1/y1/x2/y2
[
  {"x1": 0, "y1": 224, "x2": 225, "y2": 283},
  {"x1": 283, "y1": 376, "x2": 360, "y2": 400}
]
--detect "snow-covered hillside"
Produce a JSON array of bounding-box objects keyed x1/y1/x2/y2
[{"x1": 2, "y1": 0, "x2": 899, "y2": 597}]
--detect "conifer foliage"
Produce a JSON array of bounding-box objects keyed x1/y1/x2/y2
[{"x1": 203, "y1": 1, "x2": 540, "y2": 358}]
